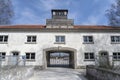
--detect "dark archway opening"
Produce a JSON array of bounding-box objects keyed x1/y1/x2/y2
[{"x1": 46, "y1": 51, "x2": 74, "y2": 68}]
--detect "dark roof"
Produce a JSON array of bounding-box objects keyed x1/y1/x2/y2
[
  {"x1": 52, "y1": 9, "x2": 68, "y2": 12},
  {"x1": 0, "y1": 25, "x2": 120, "y2": 30}
]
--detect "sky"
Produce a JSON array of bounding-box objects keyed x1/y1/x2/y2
[{"x1": 12, "y1": 0, "x2": 114, "y2": 25}]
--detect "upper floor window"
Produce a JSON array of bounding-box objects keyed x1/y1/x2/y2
[
  {"x1": 83, "y1": 36, "x2": 93, "y2": 43},
  {"x1": 111, "y1": 36, "x2": 120, "y2": 43},
  {"x1": 0, "y1": 52, "x2": 6, "y2": 60},
  {"x1": 0, "y1": 35, "x2": 8, "y2": 43},
  {"x1": 55, "y1": 36, "x2": 65, "y2": 43},
  {"x1": 64, "y1": 12, "x2": 67, "y2": 15},
  {"x1": 27, "y1": 36, "x2": 36, "y2": 43},
  {"x1": 53, "y1": 12, "x2": 56, "y2": 15},
  {"x1": 84, "y1": 52, "x2": 95, "y2": 60},
  {"x1": 113, "y1": 52, "x2": 120, "y2": 60},
  {"x1": 26, "y1": 52, "x2": 35, "y2": 61}
]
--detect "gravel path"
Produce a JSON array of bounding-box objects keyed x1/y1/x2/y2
[{"x1": 29, "y1": 68, "x2": 88, "y2": 80}]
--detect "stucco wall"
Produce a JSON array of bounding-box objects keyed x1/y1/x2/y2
[{"x1": 0, "y1": 31, "x2": 120, "y2": 67}]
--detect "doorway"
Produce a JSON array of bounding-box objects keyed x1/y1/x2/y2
[
  {"x1": 99, "y1": 51, "x2": 110, "y2": 68},
  {"x1": 11, "y1": 51, "x2": 19, "y2": 66}
]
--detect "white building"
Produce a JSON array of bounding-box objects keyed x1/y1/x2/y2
[{"x1": 0, "y1": 9, "x2": 120, "y2": 69}]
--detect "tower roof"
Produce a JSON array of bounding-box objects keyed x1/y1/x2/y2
[{"x1": 52, "y1": 9, "x2": 68, "y2": 12}]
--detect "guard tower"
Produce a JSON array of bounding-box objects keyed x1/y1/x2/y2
[{"x1": 46, "y1": 9, "x2": 74, "y2": 28}]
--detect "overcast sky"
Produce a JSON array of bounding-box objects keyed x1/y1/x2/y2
[{"x1": 12, "y1": 0, "x2": 114, "y2": 25}]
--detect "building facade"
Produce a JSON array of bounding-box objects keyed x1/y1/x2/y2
[{"x1": 0, "y1": 9, "x2": 120, "y2": 69}]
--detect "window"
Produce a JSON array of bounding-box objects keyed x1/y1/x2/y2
[
  {"x1": 53, "y1": 12, "x2": 56, "y2": 15},
  {"x1": 26, "y1": 52, "x2": 35, "y2": 60},
  {"x1": 55, "y1": 36, "x2": 65, "y2": 43},
  {"x1": 12, "y1": 52, "x2": 19, "y2": 56},
  {"x1": 111, "y1": 36, "x2": 120, "y2": 43},
  {"x1": 83, "y1": 36, "x2": 93, "y2": 43},
  {"x1": 0, "y1": 52, "x2": 6, "y2": 60},
  {"x1": 84, "y1": 53, "x2": 95, "y2": 60},
  {"x1": 0, "y1": 35, "x2": 8, "y2": 43},
  {"x1": 113, "y1": 52, "x2": 120, "y2": 60},
  {"x1": 64, "y1": 12, "x2": 67, "y2": 15},
  {"x1": 27, "y1": 36, "x2": 36, "y2": 43}
]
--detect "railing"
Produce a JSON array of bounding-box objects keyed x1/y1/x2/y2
[
  {"x1": 94, "y1": 55, "x2": 120, "y2": 68},
  {"x1": 0, "y1": 55, "x2": 26, "y2": 67},
  {"x1": 86, "y1": 65, "x2": 120, "y2": 80}
]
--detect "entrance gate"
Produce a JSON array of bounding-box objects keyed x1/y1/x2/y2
[
  {"x1": 48, "y1": 52, "x2": 70, "y2": 67},
  {"x1": 44, "y1": 47, "x2": 77, "y2": 69}
]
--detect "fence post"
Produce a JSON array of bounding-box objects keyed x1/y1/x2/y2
[{"x1": 22, "y1": 55, "x2": 26, "y2": 66}]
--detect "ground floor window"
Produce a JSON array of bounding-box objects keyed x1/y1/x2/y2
[
  {"x1": 0, "y1": 52, "x2": 6, "y2": 60},
  {"x1": 113, "y1": 52, "x2": 120, "y2": 60},
  {"x1": 84, "y1": 52, "x2": 95, "y2": 60},
  {"x1": 26, "y1": 52, "x2": 35, "y2": 60}
]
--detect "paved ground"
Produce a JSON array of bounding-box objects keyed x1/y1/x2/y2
[{"x1": 29, "y1": 68, "x2": 88, "y2": 80}]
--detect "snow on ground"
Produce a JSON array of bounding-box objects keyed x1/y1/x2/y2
[
  {"x1": 0, "y1": 66, "x2": 34, "y2": 80},
  {"x1": 29, "y1": 68, "x2": 88, "y2": 80},
  {"x1": 0, "y1": 67, "x2": 88, "y2": 80}
]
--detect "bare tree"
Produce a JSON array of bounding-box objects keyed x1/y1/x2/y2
[
  {"x1": 106, "y1": 0, "x2": 120, "y2": 26},
  {"x1": 0, "y1": 0, "x2": 14, "y2": 25}
]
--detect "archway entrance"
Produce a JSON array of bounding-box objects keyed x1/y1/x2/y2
[{"x1": 43, "y1": 47, "x2": 77, "y2": 69}]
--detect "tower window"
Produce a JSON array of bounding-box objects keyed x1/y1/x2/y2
[
  {"x1": 53, "y1": 12, "x2": 56, "y2": 15},
  {"x1": 64, "y1": 12, "x2": 67, "y2": 15}
]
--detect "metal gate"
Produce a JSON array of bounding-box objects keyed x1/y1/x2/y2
[{"x1": 48, "y1": 52, "x2": 70, "y2": 67}]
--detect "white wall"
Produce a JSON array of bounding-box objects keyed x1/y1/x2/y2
[{"x1": 0, "y1": 31, "x2": 120, "y2": 67}]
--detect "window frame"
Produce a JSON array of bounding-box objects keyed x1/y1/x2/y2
[
  {"x1": 83, "y1": 36, "x2": 94, "y2": 44},
  {"x1": 55, "y1": 35, "x2": 65, "y2": 44},
  {"x1": 111, "y1": 36, "x2": 120, "y2": 43},
  {"x1": 84, "y1": 52, "x2": 95, "y2": 61},
  {"x1": 26, "y1": 35, "x2": 37, "y2": 44},
  {"x1": 0, "y1": 52, "x2": 6, "y2": 60},
  {"x1": 0, "y1": 35, "x2": 8, "y2": 43},
  {"x1": 113, "y1": 52, "x2": 120, "y2": 61},
  {"x1": 25, "y1": 52, "x2": 35, "y2": 61}
]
